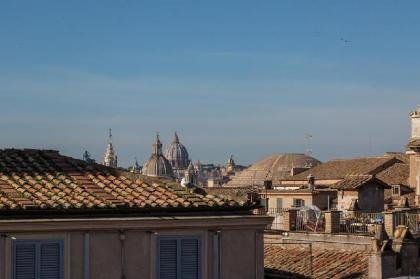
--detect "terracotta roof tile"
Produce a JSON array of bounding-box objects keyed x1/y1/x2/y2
[
  {"x1": 265, "y1": 245, "x2": 368, "y2": 279},
  {"x1": 287, "y1": 157, "x2": 398, "y2": 181},
  {"x1": 330, "y1": 175, "x2": 389, "y2": 190},
  {"x1": 0, "y1": 149, "x2": 253, "y2": 213},
  {"x1": 377, "y1": 163, "x2": 409, "y2": 187}
]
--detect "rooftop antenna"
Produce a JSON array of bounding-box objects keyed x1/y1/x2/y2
[{"x1": 305, "y1": 133, "x2": 313, "y2": 156}]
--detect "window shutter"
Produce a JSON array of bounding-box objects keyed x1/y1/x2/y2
[
  {"x1": 260, "y1": 198, "x2": 268, "y2": 211},
  {"x1": 180, "y1": 239, "x2": 200, "y2": 279},
  {"x1": 14, "y1": 242, "x2": 36, "y2": 279},
  {"x1": 40, "y1": 242, "x2": 62, "y2": 279},
  {"x1": 158, "y1": 239, "x2": 177, "y2": 279},
  {"x1": 276, "y1": 198, "x2": 283, "y2": 209}
]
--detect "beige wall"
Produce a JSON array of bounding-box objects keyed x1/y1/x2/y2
[
  {"x1": 0, "y1": 215, "x2": 270, "y2": 279},
  {"x1": 266, "y1": 192, "x2": 336, "y2": 210},
  {"x1": 280, "y1": 180, "x2": 341, "y2": 186},
  {"x1": 409, "y1": 154, "x2": 420, "y2": 193},
  {"x1": 267, "y1": 194, "x2": 313, "y2": 209},
  {"x1": 337, "y1": 190, "x2": 358, "y2": 211}
]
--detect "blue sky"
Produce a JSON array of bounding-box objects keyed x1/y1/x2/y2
[{"x1": 0, "y1": 1, "x2": 419, "y2": 167}]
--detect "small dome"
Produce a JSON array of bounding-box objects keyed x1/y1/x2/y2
[
  {"x1": 143, "y1": 134, "x2": 174, "y2": 178},
  {"x1": 164, "y1": 132, "x2": 190, "y2": 170}
]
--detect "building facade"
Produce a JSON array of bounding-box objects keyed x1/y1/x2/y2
[{"x1": 0, "y1": 149, "x2": 271, "y2": 279}]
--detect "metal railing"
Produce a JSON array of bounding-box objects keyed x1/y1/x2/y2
[
  {"x1": 394, "y1": 211, "x2": 420, "y2": 235},
  {"x1": 265, "y1": 208, "x2": 288, "y2": 230},
  {"x1": 339, "y1": 212, "x2": 383, "y2": 235}
]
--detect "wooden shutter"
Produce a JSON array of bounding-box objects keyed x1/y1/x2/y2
[
  {"x1": 180, "y1": 238, "x2": 200, "y2": 279},
  {"x1": 40, "y1": 242, "x2": 62, "y2": 279},
  {"x1": 158, "y1": 239, "x2": 177, "y2": 279},
  {"x1": 14, "y1": 242, "x2": 36, "y2": 279}
]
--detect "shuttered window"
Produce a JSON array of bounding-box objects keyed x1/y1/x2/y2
[
  {"x1": 12, "y1": 240, "x2": 63, "y2": 279},
  {"x1": 276, "y1": 198, "x2": 283, "y2": 209},
  {"x1": 157, "y1": 236, "x2": 201, "y2": 279}
]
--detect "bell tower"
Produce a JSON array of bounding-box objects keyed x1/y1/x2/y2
[{"x1": 102, "y1": 128, "x2": 118, "y2": 168}]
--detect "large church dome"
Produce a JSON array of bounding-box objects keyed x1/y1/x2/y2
[
  {"x1": 226, "y1": 153, "x2": 321, "y2": 187},
  {"x1": 142, "y1": 134, "x2": 174, "y2": 178},
  {"x1": 164, "y1": 132, "x2": 190, "y2": 170}
]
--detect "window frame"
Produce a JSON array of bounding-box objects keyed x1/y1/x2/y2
[
  {"x1": 12, "y1": 239, "x2": 64, "y2": 279},
  {"x1": 156, "y1": 235, "x2": 202, "y2": 279},
  {"x1": 392, "y1": 185, "x2": 401, "y2": 196},
  {"x1": 293, "y1": 198, "x2": 305, "y2": 208}
]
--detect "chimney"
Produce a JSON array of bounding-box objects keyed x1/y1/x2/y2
[
  {"x1": 264, "y1": 180, "x2": 273, "y2": 190},
  {"x1": 407, "y1": 106, "x2": 420, "y2": 205},
  {"x1": 307, "y1": 174, "x2": 315, "y2": 190}
]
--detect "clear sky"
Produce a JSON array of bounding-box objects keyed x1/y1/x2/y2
[{"x1": 0, "y1": 1, "x2": 419, "y2": 167}]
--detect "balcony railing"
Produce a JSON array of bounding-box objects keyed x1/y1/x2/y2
[
  {"x1": 394, "y1": 211, "x2": 420, "y2": 235},
  {"x1": 339, "y1": 212, "x2": 384, "y2": 235}
]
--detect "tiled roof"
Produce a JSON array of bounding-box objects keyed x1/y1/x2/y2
[
  {"x1": 203, "y1": 187, "x2": 259, "y2": 202},
  {"x1": 330, "y1": 175, "x2": 389, "y2": 190},
  {"x1": 264, "y1": 245, "x2": 368, "y2": 279},
  {"x1": 287, "y1": 156, "x2": 398, "y2": 181},
  {"x1": 377, "y1": 163, "x2": 409, "y2": 187},
  {"x1": 0, "y1": 149, "x2": 251, "y2": 213}
]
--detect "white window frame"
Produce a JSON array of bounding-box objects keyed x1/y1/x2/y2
[{"x1": 392, "y1": 185, "x2": 401, "y2": 196}]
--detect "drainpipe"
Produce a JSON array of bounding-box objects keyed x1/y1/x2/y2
[
  {"x1": 83, "y1": 233, "x2": 90, "y2": 279},
  {"x1": 211, "y1": 230, "x2": 221, "y2": 279},
  {"x1": 120, "y1": 230, "x2": 126, "y2": 279}
]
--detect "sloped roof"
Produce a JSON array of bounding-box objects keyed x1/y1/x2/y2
[
  {"x1": 264, "y1": 245, "x2": 368, "y2": 279},
  {"x1": 331, "y1": 175, "x2": 390, "y2": 190},
  {"x1": 377, "y1": 163, "x2": 409, "y2": 187},
  {"x1": 287, "y1": 156, "x2": 398, "y2": 181},
  {"x1": 0, "y1": 149, "x2": 251, "y2": 215}
]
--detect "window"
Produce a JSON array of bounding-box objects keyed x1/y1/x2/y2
[
  {"x1": 12, "y1": 240, "x2": 63, "y2": 279},
  {"x1": 260, "y1": 198, "x2": 269, "y2": 212},
  {"x1": 392, "y1": 185, "x2": 401, "y2": 196},
  {"x1": 157, "y1": 236, "x2": 201, "y2": 279},
  {"x1": 276, "y1": 198, "x2": 283, "y2": 210},
  {"x1": 293, "y1": 198, "x2": 305, "y2": 208}
]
